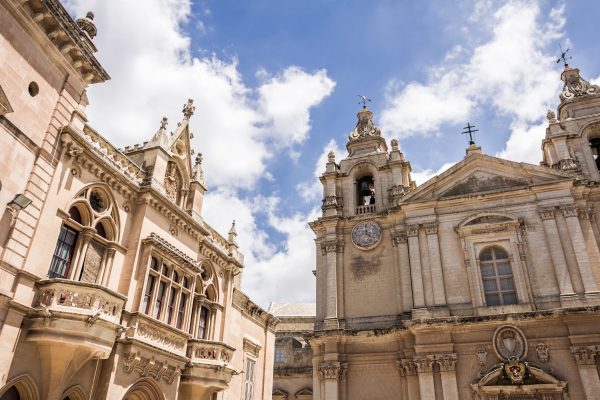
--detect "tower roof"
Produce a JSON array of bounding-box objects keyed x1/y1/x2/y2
[
  {"x1": 560, "y1": 65, "x2": 600, "y2": 102},
  {"x1": 346, "y1": 106, "x2": 387, "y2": 157}
]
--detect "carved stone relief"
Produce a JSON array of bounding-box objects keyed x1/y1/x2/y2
[{"x1": 493, "y1": 325, "x2": 527, "y2": 361}]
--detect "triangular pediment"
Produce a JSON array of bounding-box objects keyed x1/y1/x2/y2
[
  {"x1": 167, "y1": 119, "x2": 194, "y2": 183},
  {"x1": 295, "y1": 387, "x2": 313, "y2": 395},
  {"x1": 402, "y1": 153, "x2": 572, "y2": 203},
  {"x1": 0, "y1": 84, "x2": 14, "y2": 115}
]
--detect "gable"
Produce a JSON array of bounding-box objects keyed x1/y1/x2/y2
[
  {"x1": 0, "y1": 84, "x2": 13, "y2": 115},
  {"x1": 402, "y1": 153, "x2": 572, "y2": 203},
  {"x1": 440, "y1": 171, "x2": 528, "y2": 197}
]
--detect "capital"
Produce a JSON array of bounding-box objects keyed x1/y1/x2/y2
[
  {"x1": 406, "y1": 224, "x2": 420, "y2": 237},
  {"x1": 319, "y1": 361, "x2": 343, "y2": 380},
  {"x1": 538, "y1": 207, "x2": 556, "y2": 220},
  {"x1": 560, "y1": 205, "x2": 578, "y2": 218},
  {"x1": 413, "y1": 356, "x2": 434, "y2": 374},
  {"x1": 391, "y1": 231, "x2": 407, "y2": 246},
  {"x1": 400, "y1": 359, "x2": 417, "y2": 376},
  {"x1": 320, "y1": 240, "x2": 344, "y2": 255},
  {"x1": 572, "y1": 346, "x2": 598, "y2": 365},
  {"x1": 437, "y1": 353, "x2": 457, "y2": 372},
  {"x1": 424, "y1": 222, "x2": 439, "y2": 235}
]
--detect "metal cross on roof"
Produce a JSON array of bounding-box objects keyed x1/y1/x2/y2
[
  {"x1": 358, "y1": 95, "x2": 372, "y2": 108},
  {"x1": 556, "y1": 44, "x2": 572, "y2": 67},
  {"x1": 462, "y1": 123, "x2": 479, "y2": 145}
]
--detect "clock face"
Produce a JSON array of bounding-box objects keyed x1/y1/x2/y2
[{"x1": 351, "y1": 221, "x2": 382, "y2": 250}]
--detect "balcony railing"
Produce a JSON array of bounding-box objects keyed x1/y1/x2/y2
[
  {"x1": 356, "y1": 204, "x2": 376, "y2": 215},
  {"x1": 33, "y1": 278, "x2": 126, "y2": 325},
  {"x1": 187, "y1": 339, "x2": 235, "y2": 366}
]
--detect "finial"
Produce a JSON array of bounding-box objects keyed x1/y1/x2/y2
[
  {"x1": 160, "y1": 116, "x2": 168, "y2": 130},
  {"x1": 462, "y1": 123, "x2": 479, "y2": 145},
  {"x1": 195, "y1": 153, "x2": 203, "y2": 165},
  {"x1": 182, "y1": 98, "x2": 195, "y2": 119},
  {"x1": 76, "y1": 10, "x2": 97, "y2": 39},
  {"x1": 546, "y1": 110, "x2": 557, "y2": 123},
  {"x1": 327, "y1": 150, "x2": 335, "y2": 162},
  {"x1": 358, "y1": 95, "x2": 372, "y2": 109},
  {"x1": 391, "y1": 138, "x2": 399, "y2": 151},
  {"x1": 556, "y1": 44, "x2": 572, "y2": 68},
  {"x1": 228, "y1": 220, "x2": 238, "y2": 244}
]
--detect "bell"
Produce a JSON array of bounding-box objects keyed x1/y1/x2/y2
[{"x1": 359, "y1": 181, "x2": 371, "y2": 196}]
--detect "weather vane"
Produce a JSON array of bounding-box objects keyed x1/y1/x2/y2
[
  {"x1": 462, "y1": 123, "x2": 479, "y2": 145},
  {"x1": 556, "y1": 43, "x2": 572, "y2": 67},
  {"x1": 358, "y1": 95, "x2": 372, "y2": 108}
]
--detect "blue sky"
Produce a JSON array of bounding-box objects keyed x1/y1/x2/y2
[{"x1": 64, "y1": 0, "x2": 600, "y2": 307}]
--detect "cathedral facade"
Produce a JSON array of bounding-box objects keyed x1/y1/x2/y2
[
  {"x1": 0, "y1": 1, "x2": 276, "y2": 400},
  {"x1": 308, "y1": 66, "x2": 600, "y2": 399}
]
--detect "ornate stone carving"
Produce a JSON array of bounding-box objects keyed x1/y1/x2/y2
[
  {"x1": 391, "y1": 231, "x2": 407, "y2": 246},
  {"x1": 188, "y1": 340, "x2": 234, "y2": 364},
  {"x1": 560, "y1": 205, "x2": 578, "y2": 218},
  {"x1": 182, "y1": 98, "x2": 195, "y2": 119},
  {"x1": 557, "y1": 157, "x2": 579, "y2": 172},
  {"x1": 320, "y1": 239, "x2": 344, "y2": 255},
  {"x1": 400, "y1": 359, "x2": 417, "y2": 376},
  {"x1": 388, "y1": 185, "x2": 405, "y2": 203},
  {"x1": 560, "y1": 66, "x2": 600, "y2": 102},
  {"x1": 164, "y1": 162, "x2": 181, "y2": 203},
  {"x1": 475, "y1": 348, "x2": 487, "y2": 367},
  {"x1": 424, "y1": 222, "x2": 438, "y2": 235},
  {"x1": 348, "y1": 107, "x2": 381, "y2": 141},
  {"x1": 351, "y1": 220, "x2": 382, "y2": 250},
  {"x1": 536, "y1": 343, "x2": 549, "y2": 363},
  {"x1": 571, "y1": 346, "x2": 598, "y2": 365},
  {"x1": 413, "y1": 356, "x2": 434, "y2": 374},
  {"x1": 493, "y1": 325, "x2": 527, "y2": 361},
  {"x1": 76, "y1": 11, "x2": 97, "y2": 39},
  {"x1": 122, "y1": 350, "x2": 181, "y2": 384},
  {"x1": 327, "y1": 150, "x2": 335, "y2": 162},
  {"x1": 406, "y1": 224, "x2": 419, "y2": 237},
  {"x1": 390, "y1": 138, "x2": 399, "y2": 151},
  {"x1": 137, "y1": 323, "x2": 186, "y2": 351},
  {"x1": 321, "y1": 195, "x2": 343, "y2": 211},
  {"x1": 318, "y1": 361, "x2": 344, "y2": 380},
  {"x1": 547, "y1": 109, "x2": 557, "y2": 123},
  {"x1": 538, "y1": 207, "x2": 556, "y2": 220},
  {"x1": 437, "y1": 353, "x2": 457, "y2": 372}
]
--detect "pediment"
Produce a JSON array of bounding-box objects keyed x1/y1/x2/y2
[
  {"x1": 295, "y1": 387, "x2": 313, "y2": 395},
  {"x1": 402, "y1": 154, "x2": 572, "y2": 203}
]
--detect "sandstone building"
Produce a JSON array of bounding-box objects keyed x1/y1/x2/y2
[
  {"x1": 303, "y1": 65, "x2": 600, "y2": 399},
  {"x1": 0, "y1": 1, "x2": 276, "y2": 399}
]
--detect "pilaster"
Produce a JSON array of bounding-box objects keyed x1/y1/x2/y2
[
  {"x1": 407, "y1": 225, "x2": 426, "y2": 311},
  {"x1": 571, "y1": 346, "x2": 600, "y2": 399},
  {"x1": 424, "y1": 222, "x2": 447, "y2": 308},
  {"x1": 438, "y1": 353, "x2": 459, "y2": 400},
  {"x1": 318, "y1": 361, "x2": 347, "y2": 400},
  {"x1": 414, "y1": 356, "x2": 435, "y2": 400},
  {"x1": 399, "y1": 359, "x2": 419, "y2": 400},
  {"x1": 320, "y1": 239, "x2": 343, "y2": 329},
  {"x1": 392, "y1": 231, "x2": 413, "y2": 312}
]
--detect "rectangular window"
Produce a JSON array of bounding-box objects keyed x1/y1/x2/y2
[
  {"x1": 275, "y1": 348, "x2": 285, "y2": 363},
  {"x1": 177, "y1": 293, "x2": 187, "y2": 329},
  {"x1": 141, "y1": 274, "x2": 156, "y2": 314},
  {"x1": 153, "y1": 281, "x2": 166, "y2": 319},
  {"x1": 244, "y1": 358, "x2": 256, "y2": 400},
  {"x1": 198, "y1": 306, "x2": 208, "y2": 339},
  {"x1": 79, "y1": 240, "x2": 105, "y2": 283},
  {"x1": 48, "y1": 225, "x2": 78, "y2": 279},
  {"x1": 166, "y1": 287, "x2": 177, "y2": 324}
]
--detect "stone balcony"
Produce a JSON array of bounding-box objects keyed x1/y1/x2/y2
[
  {"x1": 356, "y1": 204, "x2": 376, "y2": 215},
  {"x1": 26, "y1": 279, "x2": 126, "y2": 399},
  {"x1": 179, "y1": 339, "x2": 237, "y2": 400}
]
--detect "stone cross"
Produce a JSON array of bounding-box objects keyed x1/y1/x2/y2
[{"x1": 462, "y1": 122, "x2": 479, "y2": 145}]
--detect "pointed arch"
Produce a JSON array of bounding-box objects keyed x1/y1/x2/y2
[
  {"x1": 61, "y1": 385, "x2": 87, "y2": 400},
  {"x1": 72, "y1": 182, "x2": 121, "y2": 240},
  {"x1": 122, "y1": 378, "x2": 166, "y2": 400},
  {"x1": 0, "y1": 374, "x2": 40, "y2": 400}
]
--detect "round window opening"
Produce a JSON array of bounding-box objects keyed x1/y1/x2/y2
[
  {"x1": 89, "y1": 189, "x2": 108, "y2": 213},
  {"x1": 28, "y1": 81, "x2": 39, "y2": 97}
]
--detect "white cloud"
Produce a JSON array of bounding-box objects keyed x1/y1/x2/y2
[
  {"x1": 411, "y1": 162, "x2": 455, "y2": 187},
  {"x1": 65, "y1": 0, "x2": 334, "y2": 190},
  {"x1": 380, "y1": 1, "x2": 566, "y2": 164},
  {"x1": 296, "y1": 139, "x2": 345, "y2": 202}
]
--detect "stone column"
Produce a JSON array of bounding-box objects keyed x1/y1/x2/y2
[
  {"x1": 99, "y1": 246, "x2": 116, "y2": 286},
  {"x1": 319, "y1": 361, "x2": 344, "y2": 400},
  {"x1": 538, "y1": 208, "x2": 575, "y2": 296},
  {"x1": 561, "y1": 206, "x2": 599, "y2": 294},
  {"x1": 400, "y1": 360, "x2": 419, "y2": 400},
  {"x1": 414, "y1": 356, "x2": 435, "y2": 400},
  {"x1": 424, "y1": 223, "x2": 447, "y2": 307},
  {"x1": 209, "y1": 304, "x2": 218, "y2": 340},
  {"x1": 407, "y1": 225, "x2": 426, "y2": 309},
  {"x1": 572, "y1": 346, "x2": 600, "y2": 399},
  {"x1": 393, "y1": 232, "x2": 413, "y2": 312},
  {"x1": 71, "y1": 227, "x2": 95, "y2": 281},
  {"x1": 438, "y1": 353, "x2": 459, "y2": 400},
  {"x1": 321, "y1": 240, "x2": 343, "y2": 329}
]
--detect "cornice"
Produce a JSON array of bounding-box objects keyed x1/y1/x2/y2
[
  {"x1": 141, "y1": 233, "x2": 202, "y2": 274},
  {"x1": 232, "y1": 289, "x2": 279, "y2": 331}
]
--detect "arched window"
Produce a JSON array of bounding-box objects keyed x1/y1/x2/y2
[
  {"x1": 356, "y1": 175, "x2": 375, "y2": 206},
  {"x1": 0, "y1": 387, "x2": 20, "y2": 400},
  {"x1": 48, "y1": 186, "x2": 118, "y2": 284},
  {"x1": 141, "y1": 256, "x2": 193, "y2": 331},
  {"x1": 480, "y1": 246, "x2": 517, "y2": 306},
  {"x1": 190, "y1": 262, "x2": 218, "y2": 339},
  {"x1": 590, "y1": 138, "x2": 600, "y2": 171}
]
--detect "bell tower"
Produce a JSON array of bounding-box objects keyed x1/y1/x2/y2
[{"x1": 542, "y1": 64, "x2": 600, "y2": 181}]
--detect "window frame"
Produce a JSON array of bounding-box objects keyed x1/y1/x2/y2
[{"x1": 479, "y1": 246, "x2": 518, "y2": 307}]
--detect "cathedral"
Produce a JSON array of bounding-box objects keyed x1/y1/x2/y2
[
  {"x1": 292, "y1": 61, "x2": 600, "y2": 399},
  {"x1": 0, "y1": 1, "x2": 276, "y2": 400}
]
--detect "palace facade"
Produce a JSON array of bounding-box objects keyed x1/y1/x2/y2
[
  {"x1": 0, "y1": 1, "x2": 276, "y2": 399},
  {"x1": 305, "y1": 64, "x2": 600, "y2": 399}
]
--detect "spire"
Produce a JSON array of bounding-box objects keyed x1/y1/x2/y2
[
  {"x1": 76, "y1": 11, "x2": 97, "y2": 40},
  {"x1": 182, "y1": 98, "x2": 195, "y2": 119},
  {"x1": 560, "y1": 65, "x2": 600, "y2": 102},
  {"x1": 191, "y1": 153, "x2": 205, "y2": 185},
  {"x1": 345, "y1": 103, "x2": 387, "y2": 157},
  {"x1": 145, "y1": 117, "x2": 169, "y2": 149},
  {"x1": 228, "y1": 220, "x2": 238, "y2": 245}
]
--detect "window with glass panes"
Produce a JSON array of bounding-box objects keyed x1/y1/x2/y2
[
  {"x1": 275, "y1": 348, "x2": 285, "y2": 363},
  {"x1": 143, "y1": 256, "x2": 192, "y2": 330},
  {"x1": 244, "y1": 358, "x2": 256, "y2": 400},
  {"x1": 197, "y1": 305, "x2": 209, "y2": 339},
  {"x1": 480, "y1": 246, "x2": 517, "y2": 306},
  {"x1": 48, "y1": 225, "x2": 78, "y2": 279}
]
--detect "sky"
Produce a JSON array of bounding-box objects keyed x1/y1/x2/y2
[{"x1": 63, "y1": 0, "x2": 600, "y2": 308}]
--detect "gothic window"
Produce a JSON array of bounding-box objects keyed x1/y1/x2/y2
[
  {"x1": 48, "y1": 186, "x2": 118, "y2": 283},
  {"x1": 244, "y1": 358, "x2": 256, "y2": 400},
  {"x1": 142, "y1": 256, "x2": 193, "y2": 331},
  {"x1": 190, "y1": 262, "x2": 218, "y2": 339},
  {"x1": 480, "y1": 246, "x2": 517, "y2": 306}
]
